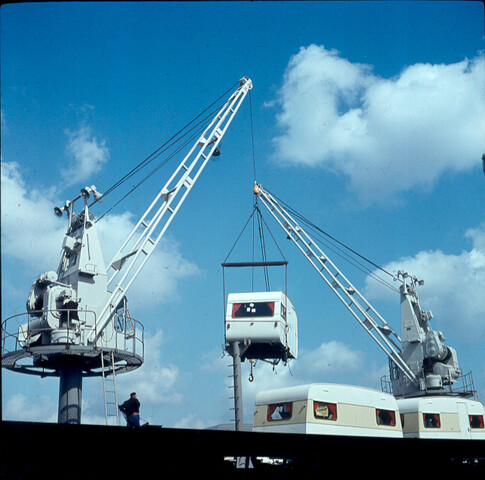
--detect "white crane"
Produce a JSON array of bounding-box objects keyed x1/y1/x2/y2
[
  {"x1": 24, "y1": 76, "x2": 252, "y2": 349},
  {"x1": 2, "y1": 77, "x2": 253, "y2": 424},
  {"x1": 253, "y1": 182, "x2": 465, "y2": 398}
]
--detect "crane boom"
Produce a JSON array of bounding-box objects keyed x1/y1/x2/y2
[
  {"x1": 253, "y1": 183, "x2": 418, "y2": 387},
  {"x1": 254, "y1": 183, "x2": 467, "y2": 397},
  {"x1": 86, "y1": 77, "x2": 253, "y2": 343}
]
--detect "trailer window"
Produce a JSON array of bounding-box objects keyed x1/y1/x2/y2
[
  {"x1": 423, "y1": 413, "x2": 441, "y2": 428},
  {"x1": 232, "y1": 302, "x2": 275, "y2": 318},
  {"x1": 469, "y1": 415, "x2": 484, "y2": 429},
  {"x1": 376, "y1": 409, "x2": 396, "y2": 426},
  {"x1": 313, "y1": 402, "x2": 337, "y2": 421},
  {"x1": 267, "y1": 403, "x2": 292, "y2": 421}
]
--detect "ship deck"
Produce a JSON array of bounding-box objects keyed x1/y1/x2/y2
[{"x1": 1, "y1": 420, "x2": 484, "y2": 477}]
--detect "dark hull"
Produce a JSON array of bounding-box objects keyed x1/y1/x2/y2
[{"x1": 1, "y1": 420, "x2": 484, "y2": 477}]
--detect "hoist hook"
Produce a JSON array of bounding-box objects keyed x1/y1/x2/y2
[{"x1": 249, "y1": 359, "x2": 255, "y2": 382}]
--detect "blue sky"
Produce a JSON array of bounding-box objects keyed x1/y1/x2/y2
[{"x1": 2, "y1": 1, "x2": 484, "y2": 427}]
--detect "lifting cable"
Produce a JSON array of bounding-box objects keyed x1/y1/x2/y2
[
  {"x1": 223, "y1": 207, "x2": 259, "y2": 264},
  {"x1": 249, "y1": 91, "x2": 257, "y2": 182},
  {"x1": 223, "y1": 203, "x2": 287, "y2": 265},
  {"x1": 222, "y1": 204, "x2": 288, "y2": 289},
  {"x1": 248, "y1": 90, "x2": 274, "y2": 290},
  {"x1": 263, "y1": 187, "x2": 400, "y2": 294},
  {"x1": 94, "y1": 115, "x2": 215, "y2": 223},
  {"x1": 90, "y1": 81, "x2": 240, "y2": 221},
  {"x1": 256, "y1": 210, "x2": 270, "y2": 291}
]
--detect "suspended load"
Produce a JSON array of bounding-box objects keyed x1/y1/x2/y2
[{"x1": 225, "y1": 291, "x2": 298, "y2": 362}]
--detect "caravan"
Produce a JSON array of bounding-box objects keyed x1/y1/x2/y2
[
  {"x1": 253, "y1": 383, "x2": 484, "y2": 440},
  {"x1": 253, "y1": 383, "x2": 403, "y2": 438},
  {"x1": 397, "y1": 396, "x2": 485, "y2": 440}
]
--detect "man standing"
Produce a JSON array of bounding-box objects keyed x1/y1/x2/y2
[{"x1": 119, "y1": 392, "x2": 141, "y2": 427}]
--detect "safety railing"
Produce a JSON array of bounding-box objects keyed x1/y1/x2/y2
[
  {"x1": 2, "y1": 309, "x2": 91, "y2": 355},
  {"x1": 380, "y1": 375, "x2": 393, "y2": 395},
  {"x1": 2, "y1": 308, "x2": 144, "y2": 367},
  {"x1": 447, "y1": 370, "x2": 479, "y2": 400},
  {"x1": 380, "y1": 368, "x2": 479, "y2": 400}
]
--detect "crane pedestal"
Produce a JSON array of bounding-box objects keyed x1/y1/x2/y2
[
  {"x1": 1, "y1": 313, "x2": 145, "y2": 425},
  {"x1": 59, "y1": 365, "x2": 83, "y2": 424}
]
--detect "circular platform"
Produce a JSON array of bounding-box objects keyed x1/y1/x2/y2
[
  {"x1": 2, "y1": 313, "x2": 144, "y2": 377},
  {"x1": 2, "y1": 344, "x2": 143, "y2": 377}
]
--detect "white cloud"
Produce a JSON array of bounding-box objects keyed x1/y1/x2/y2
[
  {"x1": 117, "y1": 330, "x2": 182, "y2": 405},
  {"x1": 80, "y1": 397, "x2": 108, "y2": 426},
  {"x1": 364, "y1": 224, "x2": 485, "y2": 342},
  {"x1": 225, "y1": 341, "x2": 369, "y2": 396},
  {"x1": 295, "y1": 340, "x2": 362, "y2": 376},
  {"x1": 3, "y1": 393, "x2": 57, "y2": 422},
  {"x1": 62, "y1": 125, "x2": 109, "y2": 185},
  {"x1": 271, "y1": 45, "x2": 485, "y2": 204},
  {"x1": 1, "y1": 161, "x2": 64, "y2": 271},
  {"x1": 96, "y1": 211, "x2": 199, "y2": 307},
  {"x1": 1, "y1": 161, "x2": 199, "y2": 310},
  {"x1": 466, "y1": 225, "x2": 485, "y2": 252},
  {"x1": 173, "y1": 414, "x2": 212, "y2": 430}
]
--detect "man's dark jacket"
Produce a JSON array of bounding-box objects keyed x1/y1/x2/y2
[{"x1": 120, "y1": 397, "x2": 140, "y2": 416}]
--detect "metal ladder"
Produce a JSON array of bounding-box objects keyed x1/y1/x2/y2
[{"x1": 101, "y1": 350, "x2": 120, "y2": 426}]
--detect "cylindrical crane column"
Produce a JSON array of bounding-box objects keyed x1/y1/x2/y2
[
  {"x1": 231, "y1": 341, "x2": 244, "y2": 432},
  {"x1": 58, "y1": 366, "x2": 83, "y2": 424}
]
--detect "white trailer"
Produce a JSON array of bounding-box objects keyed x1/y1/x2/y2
[
  {"x1": 397, "y1": 396, "x2": 485, "y2": 440},
  {"x1": 253, "y1": 383, "x2": 403, "y2": 438}
]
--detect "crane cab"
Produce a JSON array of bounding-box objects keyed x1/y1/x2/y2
[{"x1": 225, "y1": 291, "x2": 297, "y2": 361}]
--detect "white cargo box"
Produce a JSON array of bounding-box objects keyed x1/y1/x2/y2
[{"x1": 225, "y1": 291, "x2": 298, "y2": 361}]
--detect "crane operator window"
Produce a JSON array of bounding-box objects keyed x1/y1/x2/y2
[{"x1": 232, "y1": 302, "x2": 275, "y2": 318}]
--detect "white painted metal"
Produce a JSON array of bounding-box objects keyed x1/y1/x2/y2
[
  {"x1": 394, "y1": 271, "x2": 461, "y2": 396},
  {"x1": 397, "y1": 396, "x2": 485, "y2": 440},
  {"x1": 225, "y1": 291, "x2": 298, "y2": 360},
  {"x1": 253, "y1": 383, "x2": 403, "y2": 438},
  {"x1": 101, "y1": 350, "x2": 120, "y2": 426}
]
